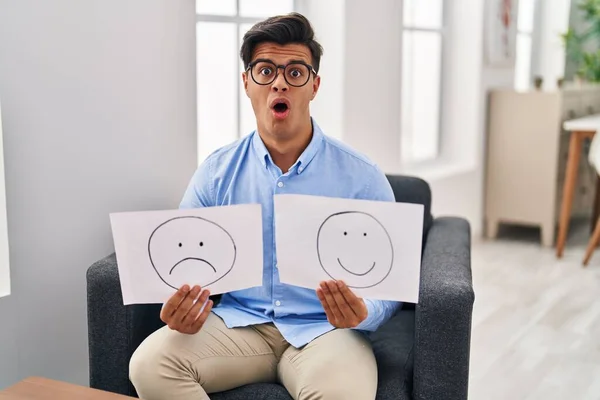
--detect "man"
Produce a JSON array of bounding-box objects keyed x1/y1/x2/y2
[{"x1": 130, "y1": 12, "x2": 401, "y2": 400}]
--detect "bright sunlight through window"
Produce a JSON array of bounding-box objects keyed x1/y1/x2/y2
[
  {"x1": 401, "y1": 0, "x2": 445, "y2": 164},
  {"x1": 515, "y1": 0, "x2": 536, "y2": 91}
]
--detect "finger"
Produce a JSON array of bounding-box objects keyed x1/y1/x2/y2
[
  {"x1": 327, "y1": 281, "x2": 357, "y2": 321},
  {"x1": 337, "y1": 281, "x2": 364, "y2": 310},
  {"x1": 182, "y1": 289, "x2": 211, "y2": 327},
  {"x1": 337, "y1": 281, "x2": 367, "y2": 320},
  {"x1": 172, "y1": 285, "x2": 201, "y2": 323},
  {"x1": 190, "y1": 299, "x2": 213, "y2": 333},
  {"x1": 316, "y1": 288, "x2": 335, "y2": 322},
  {"x1": 320, "y1": 281, "x2": 343, "y2": 323},
  {"x1": 316, "y1": 287, "x2": 336, "y2": 325},
  {"x1": 160, "y1": 285, "x2": 190, "y2": 321}
]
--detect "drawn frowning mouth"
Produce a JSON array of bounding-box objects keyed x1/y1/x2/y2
[
  {"x1": 169, "y1": 257, "x2": 216, "y2": 275},
  {"x1": 337, "y1": 258, "x2": 376, "y2": 276}
]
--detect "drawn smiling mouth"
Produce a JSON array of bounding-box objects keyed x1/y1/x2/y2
[
  {"x1": 337, "y1": 258, "x2": 376, "y2": 276},
  {"x1": 169, "y1": 257, "x2": 216, "y2": 275}
]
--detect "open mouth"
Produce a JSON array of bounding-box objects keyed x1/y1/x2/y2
[
  {"x1": 169, "y1": 257, "x2": 216, "y2": 275},
  {"x1": 273, "y1": 102, "x2": 288, "y2": 113},
  {"x1": 337, "y1": 258, "x2": 376, "y2": 276},
  {"x1": 270, "y1": 99, "x2": 291, "y2": 118}
]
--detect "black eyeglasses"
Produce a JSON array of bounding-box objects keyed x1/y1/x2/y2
[{"x1": 246, "y1": 59, "x2": 317, "y2": 87}]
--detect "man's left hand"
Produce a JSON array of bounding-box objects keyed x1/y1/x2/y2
[{"x1": 316, "y1": 280, "x2": 367, "y2": 328}]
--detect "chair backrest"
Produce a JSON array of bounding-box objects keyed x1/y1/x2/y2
[
  {"x1": 385, "y1": 174, "x2": 433, "y2": 248},
  {"x1": 589, "y1": 133, "x2": 600, "y2": 176}
]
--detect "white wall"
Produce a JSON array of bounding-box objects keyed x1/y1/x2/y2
[
  {"x1": 342, "y1": 0, "x2": 403, "y2": 173},
  {"x1": 0, "y1": 100, "x2": 9, "y2": 298},
  {"x1": 0, "y1": 0, "x2": 197, "y2": 389},
  {"x1": 296, "y1": 0, "x2": 346, "y2": 141}
]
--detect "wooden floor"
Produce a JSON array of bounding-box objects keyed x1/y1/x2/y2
[{"x1": 469, "y1": 221, "x2": 600, "y2": 399}]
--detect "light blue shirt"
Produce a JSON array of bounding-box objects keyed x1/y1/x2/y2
[{"x1": 179, "y1": 118, "x2": 401, "y2": 348}]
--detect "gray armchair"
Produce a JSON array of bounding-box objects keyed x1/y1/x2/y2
[{"x1": 86, "y1": 175, "x2": 474, "y2": 400}]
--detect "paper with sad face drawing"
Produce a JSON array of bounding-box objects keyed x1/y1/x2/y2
[
  {"x1": 274, "y1": 194, "x2": 423, "y2": 303},
  {"x1": 109, "y1": 204, "x2": 263, "y2": 305}
]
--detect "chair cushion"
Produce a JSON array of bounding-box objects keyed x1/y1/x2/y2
[
  {"x1": 211, "y1": 383, "x2": 293, "y2": 400},
  {"x1": 371, "y1": 309, "x2": 415, "y2": 400}
]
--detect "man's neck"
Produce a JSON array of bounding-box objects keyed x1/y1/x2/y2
[{"x1": 260, "y1": 120, "x2": 313, "y2": 173}]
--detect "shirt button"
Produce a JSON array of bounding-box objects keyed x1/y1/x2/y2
[
  {"x1": 275, "y1": 300, "x2": 281, "y2": 306},
  {"x1": 277, "y1": 181, "x2": 284, "y2": 188},
  {"x1": 298, "y1": 166, "x2": 304, "y2": 172}
]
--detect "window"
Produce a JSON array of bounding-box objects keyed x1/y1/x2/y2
[
  {"x1": 401, "y1": 0, "x2": 445, "y2": 164},
  {"x1": 0, "y1": 101, "x2": 10, "y2": 298},
  {"x1": 515, "y1": 0, "x2": 536, "y2": 91},
  {"x1": 195, "y1": 0, "x2": 294, "y2": 164}
]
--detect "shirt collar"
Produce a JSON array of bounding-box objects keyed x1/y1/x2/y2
[{"x1": 252, "y1": 117, "x2": 324, "y2": 174}]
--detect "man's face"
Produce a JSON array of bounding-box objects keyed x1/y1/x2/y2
[{"x1": 243, "y1": 42, "x2": 320, "y2": 137}]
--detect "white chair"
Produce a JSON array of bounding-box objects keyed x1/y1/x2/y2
[{"x1": 583, "y1": 134, "x2": 600, "y2": 266}]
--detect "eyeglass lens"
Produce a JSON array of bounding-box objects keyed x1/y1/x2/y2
[{"x1": 251, "y1": 62, "x2": 310, "y2": 87}]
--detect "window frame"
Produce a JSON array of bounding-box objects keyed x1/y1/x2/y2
[
  {"x1": 400, "y1": 0, "x2": 447, "y2": 166},
  {"x1": 195, "y1": 1, "x2": 296, "y2": 145},
  {"x1": 0, "y1": 100, "x2": 10, "y2": 298}
]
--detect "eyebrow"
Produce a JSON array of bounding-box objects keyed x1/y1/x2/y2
[
  {"x1": 288, "y1": 59, "x2": 310, "y2": 64},
  {"x1": 251, "y1": 58, "x2": 310, "y2": 65}
]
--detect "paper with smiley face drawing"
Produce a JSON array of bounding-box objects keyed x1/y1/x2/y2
[
  {"x1": 274, "y1": 194, "x2": 423, "y2": 303},
  {"x1": 109, "y1": 204, "x2": 263, "y2": 305}
]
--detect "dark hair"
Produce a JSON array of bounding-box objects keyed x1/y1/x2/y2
[{"x1": 240, "y1": 12, "x2": 324, "y2": 73}]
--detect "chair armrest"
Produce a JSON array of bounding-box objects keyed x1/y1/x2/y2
[
  {"x1": 86, "y1": 254, "x2": 174, "y2": 397},
  {"x1": 413, "y1": 217, "x2": 474, "y2": 400},
  {"x1": 86, "y1": 253, "x2": 133, "y2": 396}
]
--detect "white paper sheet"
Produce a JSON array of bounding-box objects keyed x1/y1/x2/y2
[
  {"x1": 109, "y1": 204, "x2": 263, "y2": 305},
  {"x1": 274, "y1": 194, "x2": 423, "y2": 303}
]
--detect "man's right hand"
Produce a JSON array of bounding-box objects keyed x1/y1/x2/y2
[{"x1": 160, "y1": 284, "x2": 213, "y2": 334}]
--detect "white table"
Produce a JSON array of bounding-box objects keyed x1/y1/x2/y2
[
  {"x1": 563, "y1": 114, "x2": 600, "y2": 131},
  {"x1": 556, "y1": 114, "x2": 600, "y2": 258}
]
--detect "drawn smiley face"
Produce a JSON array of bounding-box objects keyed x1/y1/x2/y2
[
  {"x1": 316, "y1": 211, "x2": 393, "y2": 288},
  {"x1": 148, "y1": 216, "x2": 236, "y2": 290}
]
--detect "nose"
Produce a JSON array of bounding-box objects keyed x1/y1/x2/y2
[{"x1": 271, "y1": 66, "x2": 288, "y2": 92}]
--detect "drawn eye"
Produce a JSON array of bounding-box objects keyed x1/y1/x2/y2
[
  {"x1": 199, "y1": 242, "x2": 204, "y2": 247},
  {"x1": 364, "y1": 233, "x2": 367, "y2": 236},
  {"x1": 343, "y1": 232, "x2": 347, "y2": 236},
  {"x1": 178, "y1": 243, "x2": 182, "y2": 247}
]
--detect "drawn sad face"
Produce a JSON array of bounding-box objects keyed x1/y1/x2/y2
[
  {"x1": 317, "y1": 211, "x2": 393, "y2": 288},
  {"x1": 148, "y1": 216, "x2": 236, "y2": 290}
]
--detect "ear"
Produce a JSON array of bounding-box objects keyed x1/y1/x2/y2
[
  {"x1": 242, "y1": 72, "x2": 249, "y2": 96},
  {"x1": 311, "y1": 75, "x2": 321, "y2": 100}
]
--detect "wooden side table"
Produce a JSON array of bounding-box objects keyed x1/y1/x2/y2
[
  {"x1": 0, "y1": 377, "x2": 135, "y2": 399},
  {"x1": 556, "y1": 114, "x2": 600, "y2": 258}
]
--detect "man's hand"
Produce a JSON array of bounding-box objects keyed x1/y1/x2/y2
[
  {"x1": 160, "y1": 284, "x2": 213, "y2": 334},
  {"x1": 316, "y1": 280, "x2": 368, "y2": 328}
]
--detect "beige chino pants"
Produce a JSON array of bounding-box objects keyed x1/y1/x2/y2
[{"x1": 129, "y1": 312, "x2": 377, "y2": 400}]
